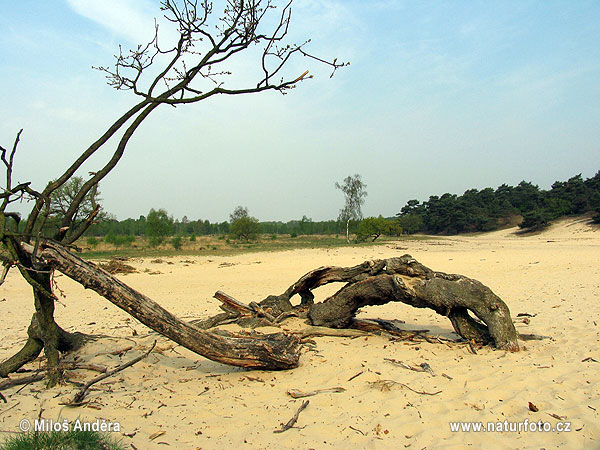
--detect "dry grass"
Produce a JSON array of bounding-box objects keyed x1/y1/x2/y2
[{"x1": 78, "y1": 234, "x2": 439, "y2": 260}]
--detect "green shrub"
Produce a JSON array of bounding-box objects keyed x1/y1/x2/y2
[
  {"x1": 356, "y1": 216, "x2": 402, "y2": 242},
  {"x1": 189, "y1": 234, "x2": 196, "y2": 242},
  {"x1": 86, "y1": 236, "x2": 99, "y2": 248},
  {"x1": 519, "y1": 210, "x2": 551, "y2": 231},
  {"x1": 148, "y1": 236, "x2": 164, "y2": 248},
  {"x1": 105, "y1": 234, "x2": 135, "y2": 247},
  {"x1": 171, "y1": 235, "x2": 183, "y2": 250}
]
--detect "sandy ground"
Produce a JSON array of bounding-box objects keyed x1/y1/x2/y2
[{"x1": 0, "y1": 217, "x2": 599, "y2": 449}]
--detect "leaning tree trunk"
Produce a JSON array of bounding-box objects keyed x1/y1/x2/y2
[
  {"x1": 246, "y1": 255, "x2": 519, "y2": 351},
  {"x1": 0, "y1": 260, "x2": 88, "y2": 386},
  {"x1": 17, "y1": 241, "x2": 300, "y2": 371}
]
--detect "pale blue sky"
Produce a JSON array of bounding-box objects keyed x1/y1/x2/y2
[{"x1": 1, "y1": 1, "x2": 599, "y2": 222}]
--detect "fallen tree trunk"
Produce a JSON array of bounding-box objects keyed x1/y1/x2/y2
[
  {"x1": 218, "y1": 255, "x2": 519, "y2": 351},
  {"x1": 21, "y1": 241, "x2": 300, "y2": 370},
  {"x1": 301, "y1": 256, "x2": 519, "y2": 351}
]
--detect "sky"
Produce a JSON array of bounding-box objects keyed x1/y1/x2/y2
[{"x1": 1, "y1": 0, "x2": 599, "y2": 222}]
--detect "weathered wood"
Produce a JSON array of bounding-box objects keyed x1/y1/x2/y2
[
  {"x1": 276, "y1": 255, "x2": 518, "y2": 351},
  {"x1": 0, "y1": 373, "x2": 46, "y2": 391},
  {"x1": 214, "y1": 290, "x2": 254, "y2": 315},
  {"x1": 21, "y1": 241, "x2": 300, "y2": 370}
]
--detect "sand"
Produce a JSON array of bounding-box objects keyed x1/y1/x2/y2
[{"x1": 0, "y1": 217, "x2": 599, "y2": 449}]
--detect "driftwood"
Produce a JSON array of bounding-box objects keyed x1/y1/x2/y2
[
  {"x1": 20, "y1": 241, "x2": 300, "y2": 370},
  {"x1": 204, "y1": 255, "x2": 519, "y2": 352}
]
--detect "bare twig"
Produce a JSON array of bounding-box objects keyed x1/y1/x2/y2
[
  {"x1": 347, "y1": 371, "x2": 364, "y2": 382},
  {"x1": 384, "y1": 358, "x2": 426, "y2": 373},
  {"x1": 368, "y1": 380, "x2": 442, "y2": 396},
  {"x1": 68, "y1": 363, "x2": 108, "y2": 374},
  {"x1": 0, "y1": 373, "x2": 45, "y2": 391},
  {"x1": 349, "y1": 425, "x2": 365, "y2": 435},
  {"x1": 518, "y1": 333, "x2": 551, "y2": 341},
  {"x1": 214, "y1": 290, "x2": 253, "y2": 315},
  {"x1": 65, "y1": 341, "x2": 156, "y2": 406},
  {"x1": 0, "y1": 401, "x2": 20, "y2": 417},
  {"x1": 274, "y1": 400, "x2": 310, "y2": 433},
  {"x1": 287, "y1": 387, "x2": 345, "y2": 398}
]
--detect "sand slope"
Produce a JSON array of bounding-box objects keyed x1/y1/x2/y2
[{"x1": 1, "y1": 218, "x2": 599, "y2": 449}]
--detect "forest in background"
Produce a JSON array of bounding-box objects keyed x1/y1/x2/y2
[
  {"x1": 397, "y1": 172, "x2": 600, "y2": 234},
  {"x1": 84, "y1": 171, "x2": 600, "y2": 243}
]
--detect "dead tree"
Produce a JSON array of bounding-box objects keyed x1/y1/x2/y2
[
  {"x1": 204, "y1": 255, "x2": 520, "y2": 352},
  {"x1": 0, "y1": 0, "x2": 346, "y2": 386}
]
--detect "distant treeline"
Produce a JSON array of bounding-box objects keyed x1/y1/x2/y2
[
  {"x1": 87, "y1": 215, "x2": 343, "y2": 238},
  {"x1": 87, "y1": 171, "x2": 600, "y2": 239},
  {"x1": 396, "y1": 172, "x2": 600, "y2": 234}
]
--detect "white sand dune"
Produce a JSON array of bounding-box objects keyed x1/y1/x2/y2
[{"x1": 1, "y1": 217, "x2": 598, "y2": 449}]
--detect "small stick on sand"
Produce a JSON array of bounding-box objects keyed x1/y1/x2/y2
[
  {"x1": 347, "y1": 371, "x2": 364, "y2": 382},
  {"x1": 274, "y1": 400, "x2": 310, "y2": 433},
  {"x1": 385, "y1": 358, "x2": 428, "y2": 373},
  {"x1": 0, "y1": 373, "x2": 45, "y2": 391},
  {"x1": 65, "y1": 341, "x2": 156, "y2": 406},
  {"x1": 69, "y1": 363, "x2": 108, "y2": 373},
  {"x1": 349, "y1": 425, "x2": 365, "y2": 435},
  {"x1": 287, "y1": 387, "x2": 345, "y2": 398},
  {"x1": 518, "y1": 333, "x2": 550, "y2": 341},
  {"x1": 369, "y1": 380, "x2": 442, "y2": 396}
]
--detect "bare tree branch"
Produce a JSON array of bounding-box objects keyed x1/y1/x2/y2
[{"x1": 1, "y1": 0, "x2": 348, "y2": 384}]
